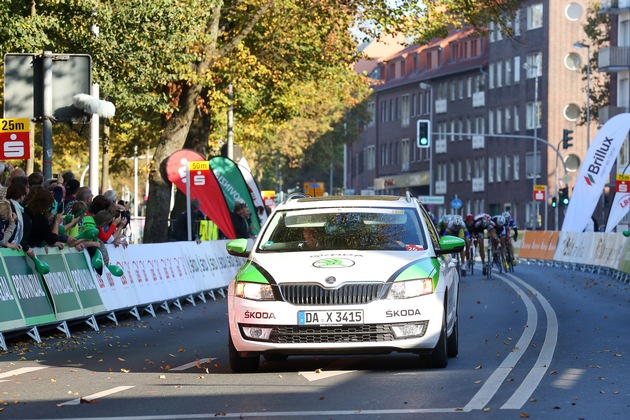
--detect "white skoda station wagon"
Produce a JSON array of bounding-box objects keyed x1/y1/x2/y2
[{"x1": 225, "y1": 193, "x2": 465, "y2": 372}]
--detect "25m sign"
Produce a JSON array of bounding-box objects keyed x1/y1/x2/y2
[{"x1": 0, "y1": 118, "x2": 30, "y2": 160}]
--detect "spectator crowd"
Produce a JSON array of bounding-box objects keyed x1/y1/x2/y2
[{"x1": 0, "y1": 162, "x2": 130, "y2": 273}]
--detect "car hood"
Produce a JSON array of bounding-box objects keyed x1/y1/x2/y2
[{"x1": 246, "y1": 250, "x2": 439, "y2": 286}]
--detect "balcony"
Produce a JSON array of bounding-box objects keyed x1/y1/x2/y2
[
  {"x1": 435, "y1": 180, "x2": 447, "y2": 195},
  {"x1": 599, "y1": 0, "x2": 630, "y2": 14},
  {"x1": 472, "y1": 134, "x2": 485, "y2": 150},
  {"x1": 472, "y1": 177, "x2": 485, "y2": 192},
  {"x1": 598, "y1": 47, "x2": 630, "y2": 72},
  {"x1": 599, "y1": 105, "x2": 628, "y2": 124},
  {"x1": 435, "y1": 138, "x2": 447, "y2": 154},
  {"x1": 472, "y1": 91, "x2": 485, "y2": 108},
  {"x1": 435, "y1": 99, "x2": 447, "y2": 114}
]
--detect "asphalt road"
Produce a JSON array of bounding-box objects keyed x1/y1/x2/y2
[{"x1": 1, "y1": 262, "x2": 628, "y2": 419}]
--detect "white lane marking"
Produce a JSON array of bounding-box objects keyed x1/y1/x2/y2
[
  {"x1": 299, "y1": 369, "x2": 356, "y2": 382},
  {"x1": 501, "y1": 273, "x2": 558, "y2": 409},
  {"x1": 57, "y1": 386, "x2": 135, "y2": 406},
  {"x1": 464, "y1": 275, "x2": 538, "y2": 411},
  {"x1": 0, "y1": 366, "x2": 48, "y2": 379},
  {"x1": 169, "y1": 358, "x2": 215, "y2": 371}
]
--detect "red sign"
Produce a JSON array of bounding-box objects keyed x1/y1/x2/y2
[
  {"x1": 0, "y1": 118, "x2": 30, "y2": 160},
  {"x1": 533, "y1": 185, "x2": 546, "y2": 202}
]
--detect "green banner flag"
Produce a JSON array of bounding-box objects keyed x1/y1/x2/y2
[
  {"x1": 0, "y1": 267, "x2": 26, "y2": 332},
  {"x1": 37, "y1": 250, "x2": 85, "y2": 320},
  {"x1": 0, "y1": 249, "x2": 55, "y2": 326},
  {"x1": 64, "y1": 251, "x2": 105, "y2": 314},
  {"x1": 210, "y1": 156, "x2": 261, "y2": 236}
]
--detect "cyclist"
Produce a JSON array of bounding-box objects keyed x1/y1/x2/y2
[
  {"x1": 488, "y1": 214, "x2": 507, "y2": 268},
  {"x1": 502, "y1": 211, "x2": 518, "y2": 266},
  {"x1": 469, "y1": 213, "x2": 491, "y2": 275},
  {"x1": 446, "y1": 215, "x2": 470, "y2": 276},
  {"x1": 437, "y1": 214, "x2": 452, "y2": 237}
]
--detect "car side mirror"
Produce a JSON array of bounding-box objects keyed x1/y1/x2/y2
[
  {"x1": 435, "y1": 235, "x2": 466, "y2": 255},
  {"x1": 226, "y1": 238, "x2": 250, "y2": 258}
]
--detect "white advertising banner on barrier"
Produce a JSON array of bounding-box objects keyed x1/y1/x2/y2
[{"x1": 94, "y1": 240, "x2": 245, "y2": 312}]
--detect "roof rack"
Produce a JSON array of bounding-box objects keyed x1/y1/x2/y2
[
  {"x1": 284, "y1": 192, "x2": 310, "y2": 203},
  {"x1": 405, "y1": 190, "x2": 413, "y2": 203}
]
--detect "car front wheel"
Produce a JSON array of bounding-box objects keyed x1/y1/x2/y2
[
  {"x1": 228, "y1": 335, "x2": 260, "y2": 373},
  {"x1": 420, "y1": 311, "x2": 448, "y2": 368}
]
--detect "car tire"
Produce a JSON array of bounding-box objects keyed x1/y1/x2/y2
[
  {"x1": 420, "y1": 311, "x2": 448, "y2": 368},
  {"x1": 228, "y1": 335, "x2": 260, "y2": 373},
  {"x1": 447, "y1": 314, "x2": 459, "y2": 358}
]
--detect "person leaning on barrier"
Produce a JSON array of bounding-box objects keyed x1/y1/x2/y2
[
  {"x1": 0, "y1": 183, "x2": 28, "y2": 251},
  {"x1": 22, "y1": 188, "x2": 83, "y2": 252}
]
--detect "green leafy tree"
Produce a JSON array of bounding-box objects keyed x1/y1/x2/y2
[{"x1": 0, "y1": 0, "x2": 521, "y2": 242}]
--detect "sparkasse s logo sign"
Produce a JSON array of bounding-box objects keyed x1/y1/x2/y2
[{"x1": 0, "y1": 118, "x2": 30, "y2": 160}]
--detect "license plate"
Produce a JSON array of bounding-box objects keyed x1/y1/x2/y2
[{"x1": 298, "y1": 310, "x2": 364, "y2": 325}]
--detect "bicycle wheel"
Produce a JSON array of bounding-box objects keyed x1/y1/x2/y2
[
  {"x1": 485, "y1": 239, "x2": 492, "y2": 279},
  {"x1": 493, "y1": 245, "x2": 503, "y2": 274},
  {"x1": 505, "y1": 242, "x2": 515, "y2": 272}
]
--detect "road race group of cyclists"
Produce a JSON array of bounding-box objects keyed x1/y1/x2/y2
[{"x1": 434, "y1": 211, "x2": 519, "y2": 277}]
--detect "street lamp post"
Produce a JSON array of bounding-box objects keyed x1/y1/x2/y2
[
  {"x1": 419, "y1": 82, "x2": 433, "y2": 196},
  {"x1": 574, "y1": 42, "x2": 591, "y2": 149},
  {"x1": 524, "y1": 61, "x2": 540, "y2": 229}
]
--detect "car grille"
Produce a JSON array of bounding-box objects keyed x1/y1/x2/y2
[
  {"x1": 271, "y1": 324, "x2": 395, "y2": 344},
  {"x1": 279, "y1": 283, "x2": 385, "y2": 305}
]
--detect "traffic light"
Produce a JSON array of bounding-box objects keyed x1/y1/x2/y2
[
  {"x1": 559, "y1": 186, "x2": 570, "y2": 206},
  {"x1": 551, "y1": 196, "x2": 557, "y2": 208},
  {"x1": 562, "y1": 129, "x2": 574, "y2": 149},
  {"x1": 417, "y1": 119, "x2": 431, "y2": 148}
]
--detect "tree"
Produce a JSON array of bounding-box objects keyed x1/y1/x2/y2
[{"x1": 0, "y1": 0, "x2": 522, "y2": 243}]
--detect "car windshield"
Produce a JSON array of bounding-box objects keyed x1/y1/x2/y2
[{"x1": 257, "y1": 207, "x2": 427, "y2": 252}]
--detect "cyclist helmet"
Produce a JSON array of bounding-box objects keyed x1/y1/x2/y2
[
  {"x1": 495, "y1": 215, "x2": 506, "y2": 226},
  {"x1": 502, "y1": 211, "x2": 511, "y2": 220},
  {"x1": 452, "y1": 215, "x2": 464, "y2": 227},
  {"x1": 465, "y1": 213, "x2": 474, "y2": 223}
]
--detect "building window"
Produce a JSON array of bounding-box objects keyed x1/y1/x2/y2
[
  {"x1": 514, "y1": 155, "x2": 520, "y2": 181},
  {"x1": 496, "y1": 156, "x2": 502, "y2": 182},
  {"x1": 367, "y1": 101, "x2": 376, "y2": 127},
  {"x1": 458, "y1": 160, "x2": 463, "y2": 182},
  {"x1": 466, "y1": 159, "x2": 472, "y2": 181},
  {"x1": 497, "y1": 61, "x2": 503, "y2": 87},
  {"x1": 488, "y1": 111, "x2": 494, "y2": 135},
  {"x1": 505, "y1": 155, "x2": 512, "y2": 181},
  {"x1": 514, "y1": 106, "x2": 520, "y2": 131},
  {"x1": 526, "y1": 53, "x2": 543, "y2": 78},
  {"x1": 496, "y1": 108, "x2": 503, "y2": 134},
  {"x1": 401, "y1": 139, "x2": 410, "y2": 171},
  {"x1": 411, "y1": 94, "x2": 416, "y2": 117},
  {"x1": 450, "y1": 120, "x2": 456, "y2": 142},
  {"x1": 367, "y1": 146, "x2": 375, "y2": 170},
  {"x1": 401, "y1": 95, "x2": 410, "y2": 127},
  {"x1": 505, "y1": 59, "x2": 512, "y2": 86},
  {"x1": 488, "y1": 158, "x2": 494, "y2": 183},
  {"x1": 489, "y1": 63, "x2": 495, "y2": 89},
  {"x1": 526, "y1": 102, "x2": 542, "y2": 129},
  {"x1": 527, "y1": 3, "x2": 543, "y2": 30},
  {"x1": 450, "y1": 161, "x2": 455, "y2": 183},
  {"x1": 514, "y1": 56, "x2": 521, "y2": 83},
  {"x1": 504, "y1": 107, "x2": 511, "y2": 133}
]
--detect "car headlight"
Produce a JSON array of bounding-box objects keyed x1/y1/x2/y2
[
  {"x1": 387, "y1": 279, "x2": 433, "y2": 299},
  {"x1": 235, "y1": 282, "x2": 275, "y2": 301}
]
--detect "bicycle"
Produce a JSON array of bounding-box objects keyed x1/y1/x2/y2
[
  {"x1": 467, "y1": 238, "x2": 476, "y2": 276},
  {"x1": 485, "y1": 236, "x2": 494, "y2": 279},
  {"x1": 503, "y1": 237, "x2": 515, "y2": 273}
]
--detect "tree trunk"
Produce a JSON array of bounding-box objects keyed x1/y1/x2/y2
[{"x1": 143, "y1": 83, "x2": 204, "y2": 243}]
